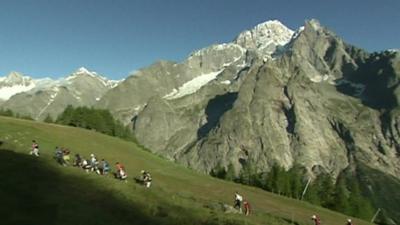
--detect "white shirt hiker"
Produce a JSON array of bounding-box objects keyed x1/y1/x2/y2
[{"x1": 235, "y1": 193, "x2": 243, "y2": 202}]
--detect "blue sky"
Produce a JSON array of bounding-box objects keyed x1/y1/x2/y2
[{"x1": 0, "y1": 0, "x2": 399, "y2": 79}]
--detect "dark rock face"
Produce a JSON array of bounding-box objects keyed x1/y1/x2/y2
[{"x1": 124, "y1": 20, "x2": 400, "y2": 182}]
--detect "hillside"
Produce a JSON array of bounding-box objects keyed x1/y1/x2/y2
[{"x1": 0, "y1": 116, "x2": 372, "y2": 225}]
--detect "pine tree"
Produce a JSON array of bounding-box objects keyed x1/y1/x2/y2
[
  {"x1": 317, "y1": 174, "x2": 335, "y2": 208},
  {"x1": 348, "y1": 179, "x2": 375, "y2": 220},
  {"x1": 304, "y1": 184, "x2": 321, "y2": 205},
  {"x1": 225, "y1": 163, "x2": 236, "y2": 181},
  {"x1": 265, "y1": 164, "x2": 282, "y2": 193},
  {"x1": 288, "y1": 167, "x2": 304, "y2": 199},
  {"x1": 333, "y1": 176, "x2": 350, "y2": 214}
]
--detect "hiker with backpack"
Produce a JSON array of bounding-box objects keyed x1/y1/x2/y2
[
  {"x1": 30, "y1": 140, "x2": 40, "y2": 156},
  {"x1": 54, "y1": 146, "x2": 65, "y2": 165},
  {"x1": 99, "y1": 159, "x2": 110, "y2": 175},
  {"x1": 73, "y1": 154, "x2": 82, "y2": 167},
  {"x1": 141, "y1": 170, "x2": 152, "y2": 188},
  {"x1": 115, "y1": 162, "x2": 127, "y2": 181},
  {"x1": 346, "y1": 219, "x2": 353, "y2": 225},
  {"x1": 90, "y1": 153, "x2": 100, "y2": 174},
  {"x1": 233, "y1": 191, "x2": 243, "y2": 213},
  {"x1": 62, "y1": 148, "x2": 71, "y2": 166},
  {"x1": 312, "y1": 215, "x2": 321, "y2": 225},
  {"x1": 82, "y1": 158, "x2": 92, "y2": 173}
]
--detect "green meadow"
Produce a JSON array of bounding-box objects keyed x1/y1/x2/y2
[{"x1": 0, "y1": 116, "x2": 373, "y2": 225}]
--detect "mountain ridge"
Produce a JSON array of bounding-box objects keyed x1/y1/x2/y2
[{"x1": 0, "y1": 67, "x2": 122, "y2": 120}]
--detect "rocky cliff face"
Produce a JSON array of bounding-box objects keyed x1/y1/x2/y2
[
  {"x1": 107, "y1": 20, "x2": 400, "y2": 184},
  {"x1": 127, "y1": 20, "x2": 400, "y2": 221}
]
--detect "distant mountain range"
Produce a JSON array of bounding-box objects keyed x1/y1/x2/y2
[
  {"x1": 0, "y1": 67, "x2": 120, "y2": 120},
  {"x1": 1, "y1": 19, "x2": 400, "y2": 223}
]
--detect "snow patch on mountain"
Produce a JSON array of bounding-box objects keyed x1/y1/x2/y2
[
  {"x1": 164, "y1": 69, "x2": 224, "y2": 99},
  {"x1": 36, "y1": 87, "x2": 60, "y2": 119},
  {"x1": 292, "y1": 26, "x2": 305, "y2": 40},
  {"x1": 0, "y1": 83, "x2": 35, "y2": 100},
  {"x1": 0, "y1": 72, "x2": 36, "y2": 100},
  {"x1": 310, "y1": 74, "x2": 331, "y2": 83},
  {"x1": 220, "y1": 80, "x2": 231, "y2": 85},
  {"x1": 189, "y1": 43, "x2": 246, "y2": 59}
]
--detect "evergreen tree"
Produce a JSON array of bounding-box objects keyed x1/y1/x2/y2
[
  {"x1": 317, "y1": 174, "x2": 335, "y2": 208},
  {"x1": 225, "y1": 163, "x2": 236, "y2": 181},
  {"x1": 265, "y1": 164, "x2": 281, "y2": 193},
  {"x1": 56, "y1": 106, "x2": 133, "y2": 140},
  {"x1": 210, "y1": 164, "x2": 227, "y2": 179},
  {"x1": 304, "y1": 183, "x2": 321, "y2": 205},
  {"x1": 0, "y1": 108, "x2": 14, "y2": 117},
  {"x1": 288, "y1": 166, "x2": 304, "y2": 199},
  {"x1": 333, "y1": 176, "x2": 350, "y2": 214},
  {"x1": 348, "y1": 180, "x2": 375, "y2": 220},
  {"x1": 239, "y1": 162, "x2": 260, "y2": 186}
]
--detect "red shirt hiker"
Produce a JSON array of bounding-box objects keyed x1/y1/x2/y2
[{"x1": 243, "y1": 200, "x2": 251, "y2": 216}]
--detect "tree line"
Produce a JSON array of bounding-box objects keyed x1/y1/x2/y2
[
  {"x1": 0, "y1": 108, "x2": 33, "y2": 120},
  {"x1": 0, "y1": 106, "x2": 133, "y2": 141},
  {"x1": 211, "y1": 163, "x2": 376, "y2": 221},
  {"x1": 54, "y1": 105, "x2": 133, "y2": 140}
]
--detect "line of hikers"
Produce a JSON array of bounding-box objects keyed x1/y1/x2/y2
[
  {"x1": 52, "y1": 146, "x2": 152, "y2": 187},
  {"x1": 54, "y1": 147, "x2": 152, "y2": 187},
  {"x1": 29, "y1": 140, "x2": 355, "y2": 222},
  {"x1": 25, "y1": 138, "x2": 152, "y2": 187}
]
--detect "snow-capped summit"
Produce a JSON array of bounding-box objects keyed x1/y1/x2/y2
[
  {"x1": 1, "y1": 67, "x2": 123, "y2": 120},
  {"x1": 0, "y1": 71, "x2": 33, "y2": 86},
  {"x1": 75, "y1": 67, "x2": 98, "y2": 76},
  {"x1": 0, "y1": 72, "x2": 36, "y2": 101},
  {"x1": 67, "y1": 67, "x2": 99, "y2": 81},
  {"x1": 235, "y1": 19, "x2": 294, "y2": 57},
  {"x1": 65, "y1": 67, "x2": 121, "y2": 89}
]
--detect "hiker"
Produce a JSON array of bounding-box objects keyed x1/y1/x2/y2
[
  {"x1": 62, "y1": 148, "x2": 71, "y2": 166},
  {"x1": 115, "y1": 162, "x2": 127, "y2": 180},
  {"x1": 82, "y1": 159, "x2": 92, "y2": 173},
  {"x1": 73, "y1": 154, "x2": 82, "y2": 167},
  {"x1": 346, "y1": 219, "x2": 353, "y2": 225},
  {"x1": 119, "y1": 169, "x2": 128, "y2": 181},
  {"x1": 141, "y1": 170, "x2": 152, "y2": 188},
  {"x1": 30, "y1": 140, "x2": 40, "y2": 156},
  {"x1": 90, "y1": 154, "x2": 100, "y2": 174},
  {"x1": 243, "y1": 200, "x2": 251, "y2": 216},
  {"x1": 311, "y1": 215, "x2": 321, "y2": 225},
  {"x1": 99, "y1": 159, "x2": 110, "y2": 175},
  {"x1": 233, "y1": 192, "x2": 243, "y2": 213},
  {"x1": 54, "y1": 146, "x2": 65, "y2": 165}
]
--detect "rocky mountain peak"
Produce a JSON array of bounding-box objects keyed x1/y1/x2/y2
[
  {"x1": 0, "y1": 72, "x2": 35, "y2": 101},
  {"x1": 0, "y1": 71, "x2": 32, "y2": 85},
  {"x1": 306, "y1": 19, "x2": 323, "y2": 31},
  {"x1": 234, "y1": 19, "x2": 294, "y2": 56},
  {"x1": 67, "y1": 67, "x2": 99, "y2": 80}
]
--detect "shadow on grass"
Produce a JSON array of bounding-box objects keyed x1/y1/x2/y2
[
  {"x1": 0, "y1": 149, "x2": 263, "y2": 225},
  {"x1": 0, "y1": 149, "x2": 167, "y2": 225}
]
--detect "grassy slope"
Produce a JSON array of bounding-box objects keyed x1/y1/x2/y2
[{"x1": 0, "y1": 116, "x2": 373, "y2": 225}]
